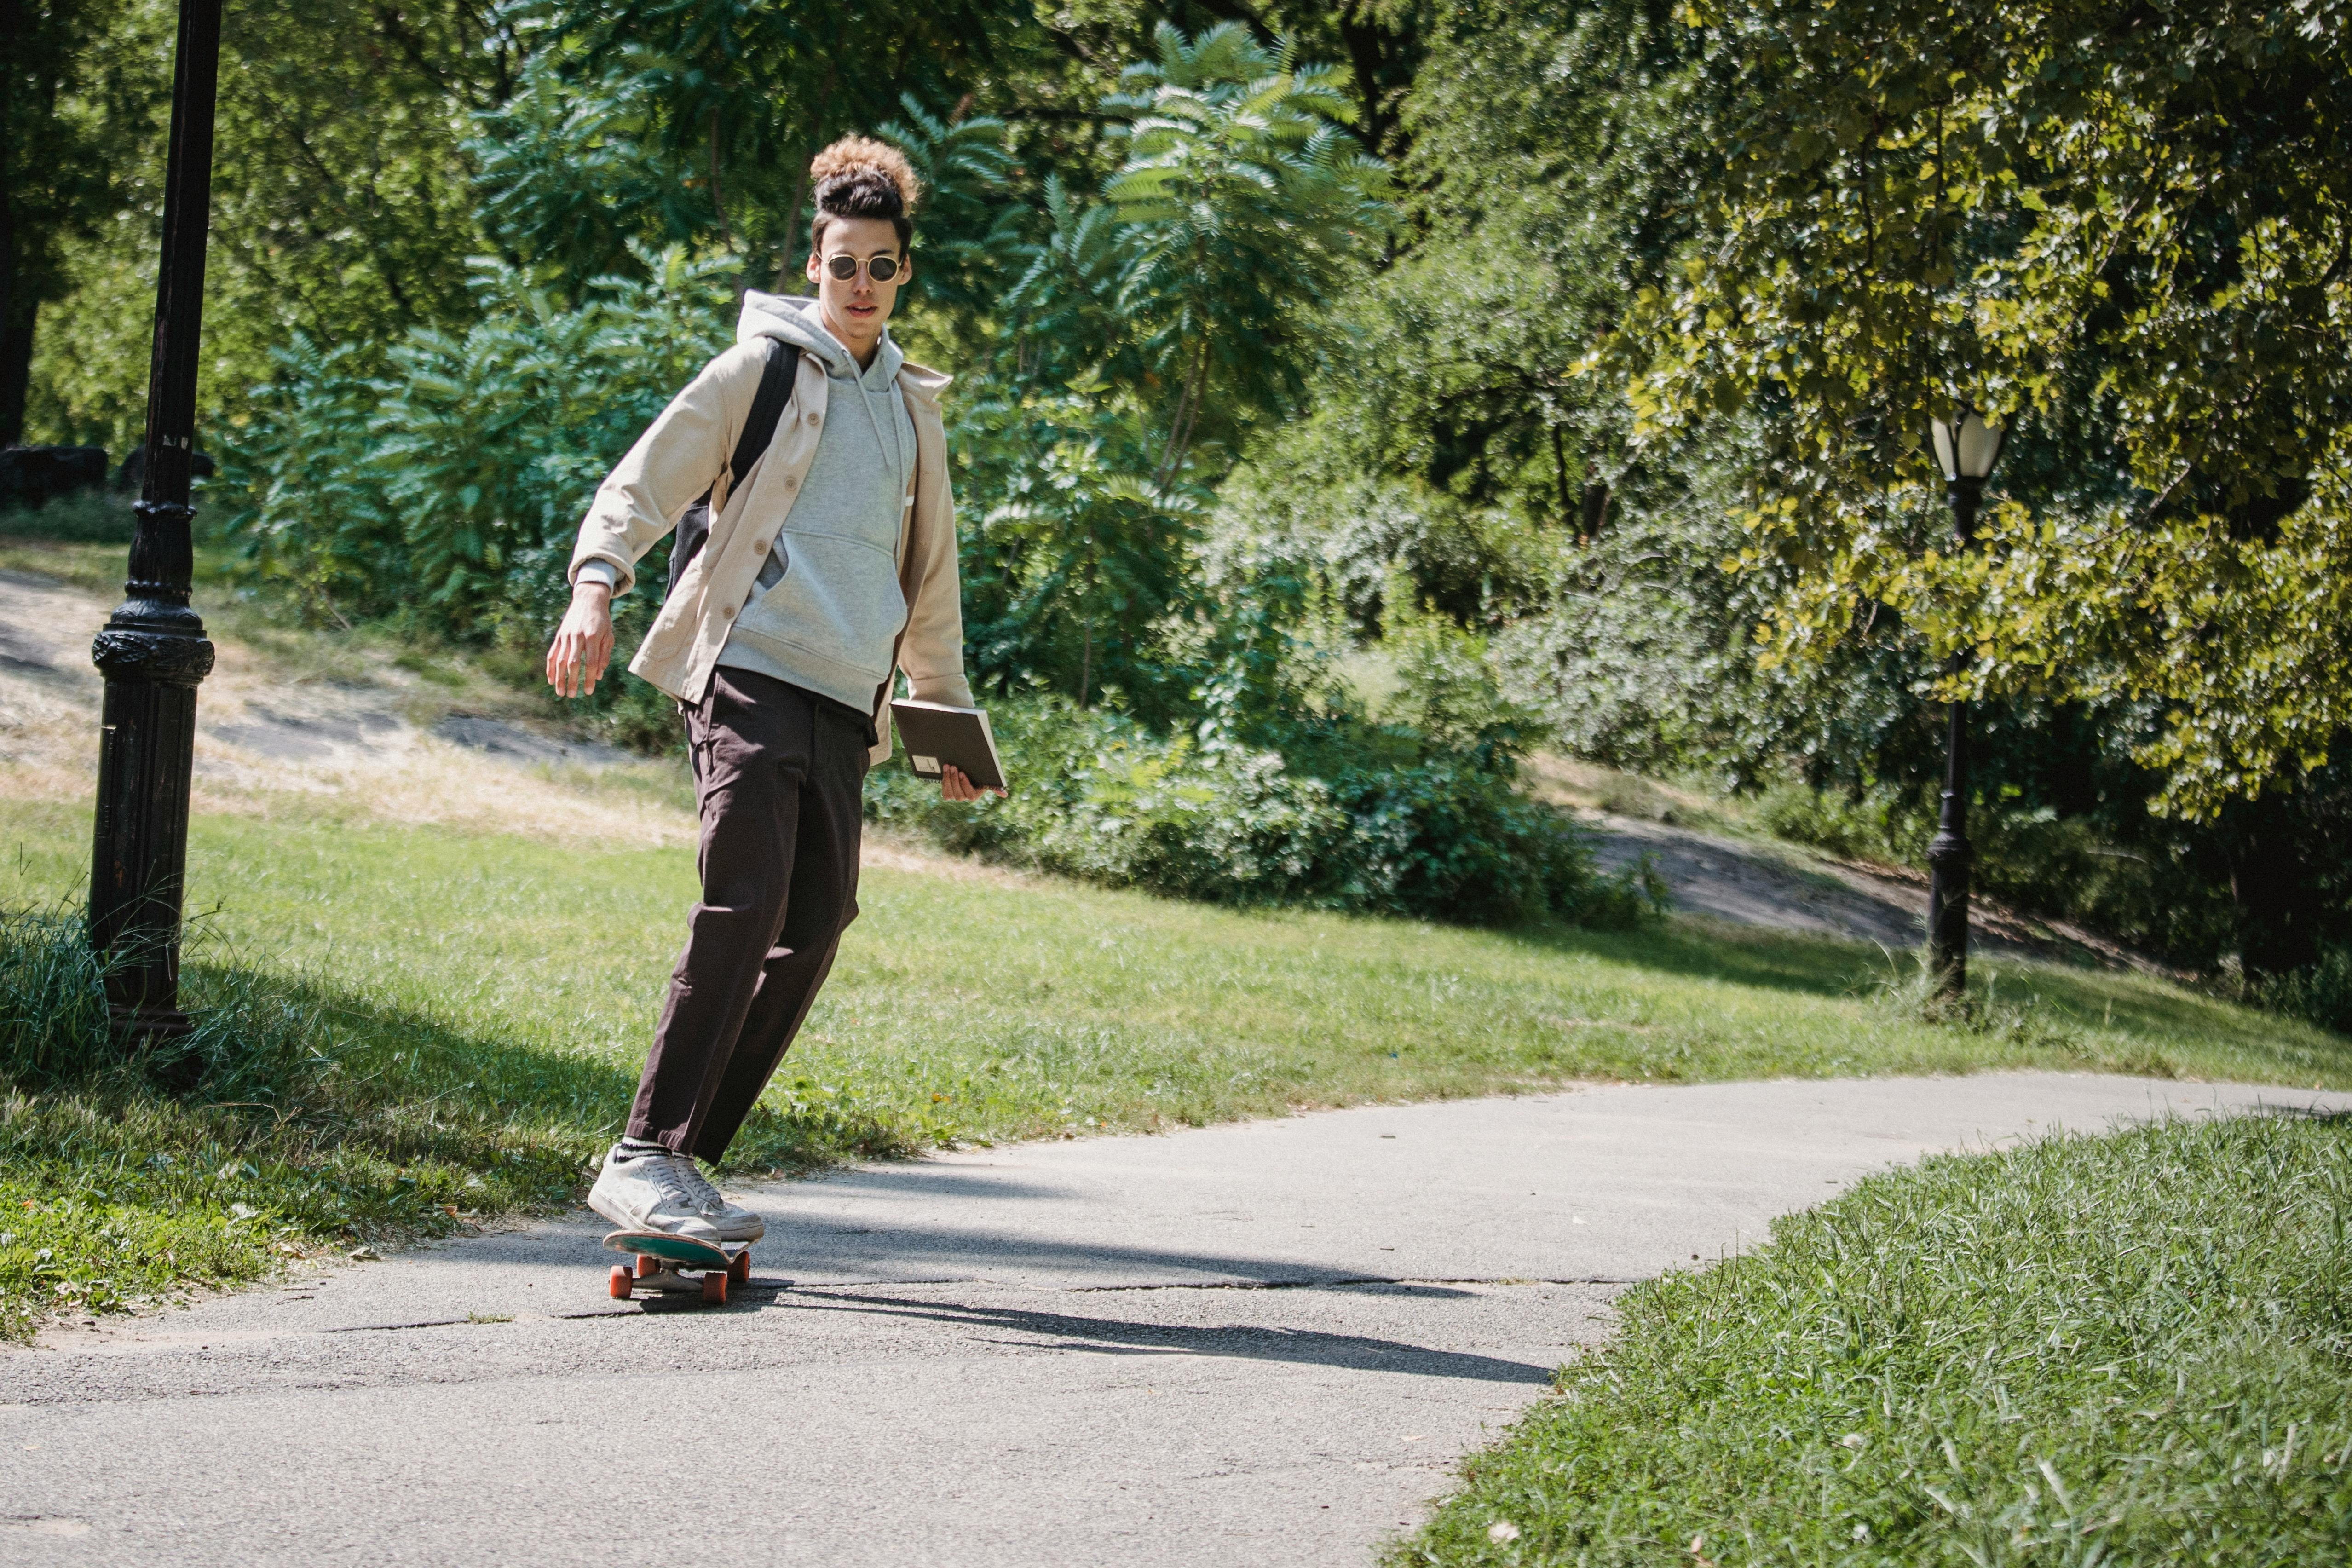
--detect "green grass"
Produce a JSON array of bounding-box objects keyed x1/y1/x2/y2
[
  {"x1": 0, "y1": 905, "x2": 623, "y2": 1337},
  {"x1": 0, "y1": 491, "x2": 138, "y2": 545},
  {"x1": 3, "y1": 795, "x2": 2348, "y2": 1340},
  {"x1": 1395, "y1": 1111, "x2": 2352, "y2": 1566},
  {"x1": 0, "y1": 533, "x2": 179, "y2": 594}
]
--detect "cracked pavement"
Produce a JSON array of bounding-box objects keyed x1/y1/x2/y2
[{"x1": 5, "y1": 1072, "x2": 2344, "y2": 1565}]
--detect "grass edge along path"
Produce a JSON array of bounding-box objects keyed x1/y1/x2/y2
[
  {"x1": 1, "y1": 906, "x2": 614, "y2": 1338},
  {"x1": 1393, "y1": 1111, "x2": 2352, "y2": 1567},
  {"x1": 3, "y1": 799, "x2": 2349, "y2": 1343}
]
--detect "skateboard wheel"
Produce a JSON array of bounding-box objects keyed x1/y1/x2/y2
[
  {"x1": 636, "y1": 1254, "x2": 658, "y2": 1280},
  {"x1": 729, "y1": 1250, "x2": 751, "y2": 1284},
  {"x1": 701, "y1": 1270, "x2": 727, "y2": 1305},
  {"x1": 608, "y1": 1264, "x2": 633, "y2": 1300}
]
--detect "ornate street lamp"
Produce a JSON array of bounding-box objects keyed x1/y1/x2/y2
[
  {"x1": 88, "y1": 0, "x2": 224, "y2": 1038},
  {"x1": 1923, "y1": 409, "x2": 2006, "y2": 1001}
]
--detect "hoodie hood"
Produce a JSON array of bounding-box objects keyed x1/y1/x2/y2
[{"x1": 737, "y1": 290, "x2": 903, "y2": 388}]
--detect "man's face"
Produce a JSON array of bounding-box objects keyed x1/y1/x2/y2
[{"x1": 806, "y1": 216, "x2": 909, "y2": 354}]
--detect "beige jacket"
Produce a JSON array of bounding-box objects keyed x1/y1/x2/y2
[{"x1": 566, "y1": 338, "x2": 974, "y2": 767}]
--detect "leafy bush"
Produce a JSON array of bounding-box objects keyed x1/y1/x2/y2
[
  {"x1": 207, "y1": 332, "x2": 399, "y2": 621},
  {"x1": 870, "y1": 683, "x2": 1661, "y2": 927},
  {"x1": 0, "y1": 488, "x2": 137, "y2": 543},
  {"x1": 1753, "y1": 781, "x2": 1927, "y2": 866},
  {"x1": 2260, "y1": 948, "x2": 2352, "y2": 1037},
  {"x1": 216, "y1": 244, "x2": 734, "y2": 638},
  {"x1": 211, "y1": 244, "x2": 732, "y2": 747}
]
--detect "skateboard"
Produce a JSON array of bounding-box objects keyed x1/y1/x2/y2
[{"x1": 602, "y1": 1229, "x2": 752, "y2": 1304}]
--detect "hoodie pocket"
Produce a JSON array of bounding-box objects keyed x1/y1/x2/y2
[
  {"x1": 734, "y1": 529, "x2": 904, "y2": 683},
  {"x1": 750, "y1": 534, "x2": 791, "y2": 595}
]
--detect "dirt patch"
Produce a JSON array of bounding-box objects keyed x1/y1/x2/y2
[
  {"x1": 1530, "y1": 754, "x2": 2160, "y2": 973},
  {"x1": 0, "y1": 566, "x2": 970, "y2": 875}
]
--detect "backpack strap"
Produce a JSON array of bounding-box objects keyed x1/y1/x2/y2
[
  {"x1": 664, "y1": 339, "x2": 793, "y2": 605},
  {"x1": 712, "y1": 338, "x2": 793, "y2": 512}
]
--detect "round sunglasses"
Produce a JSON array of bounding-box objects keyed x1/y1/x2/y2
[{"x1": 823, "y1": 252, "x2": 904, "y2": 282}]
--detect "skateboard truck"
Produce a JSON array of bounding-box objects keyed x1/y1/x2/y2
[{"x1": 601, "y1": 1230, "x2": 752, "y2": 1305}]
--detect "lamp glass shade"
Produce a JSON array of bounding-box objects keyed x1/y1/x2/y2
[{"x1": 1930, "y1": 412, "x2": 2006, "y2": 480}]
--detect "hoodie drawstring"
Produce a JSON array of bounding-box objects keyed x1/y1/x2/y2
[
  {"x1": 851, "y1": 356, "x2": 909, "y2": 504},
  {"x1": 736, "y1": 291, "x2": 911, "y2": 510}
]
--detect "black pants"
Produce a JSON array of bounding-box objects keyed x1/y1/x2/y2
[{"x1": 628, "y1": 668, "x2": 868, "y2": 1162}]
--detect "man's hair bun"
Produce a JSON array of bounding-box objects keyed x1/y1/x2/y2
[{"x1": 810, "y1": 136, "x2": 920, "y2": 220}]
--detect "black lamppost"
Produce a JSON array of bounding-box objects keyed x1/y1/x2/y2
[
  {"x1": 87, "y1": 0, "x2": 224, "y2": 1038},
  {"x1": 1923, "y1": 409, "x2": 2006, "y2": 1001}
]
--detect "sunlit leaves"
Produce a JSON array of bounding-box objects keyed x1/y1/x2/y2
[
  {"x1": 958, "y1": 24, "x2": 1395, "y2": 704},
  {"x1": 1620, "y1": 0, "x2": 2352, "y2": 817},
  {"x1": 1101, "y1": 22, "x2": 1395, "y2": 482},
  {"x1": 467, "y1": 60, "x2": 710, "y2": 293},
  {"x1": 217, "y1": 245, "x2": 736, "y2": 634},
  {"x1": 875, "y1": 95, "x2": 1025, "y2": 323}
]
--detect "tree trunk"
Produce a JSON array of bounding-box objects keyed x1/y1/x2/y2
[
  {"x1": 1077, "y1": 552, "x2": 1097, "y2": 707},
  {"x1": 0, "y1": 299, "x2": 33, "y2": 447},
  {"x1": 707, "y1": 107, "x2": 733, "y2": 249},
  {"x1": 776, "y1": 161, "x2": 810, "y2": 292},
  {"x1": 1550, "y1": 425, "x2": 1570, "y2": 528},
  {"x1": 2221, "y1": 793, "x2": 2320, "y2": 981},
  {"x1": 1332, "y1": 0, "x2": 1412, "y2": 156},
  {"x1": 1578, "y1": 479, "x2": 1610, "y2": 542},
  {"x1": 0, "y1": 163, "x2": 25, "y2": 447},
  {"x1": 1155, "y1": 342, "x2": 1210, "y2": 490},
  {"x1": 774, "y1": 67, "x2": 837, "y2": 292}
]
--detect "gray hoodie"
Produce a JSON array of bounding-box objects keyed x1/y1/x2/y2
[{"x1": 714, "y1": 293, "x2": 921, "y2": 712}]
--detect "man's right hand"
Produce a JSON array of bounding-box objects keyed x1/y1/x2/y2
[{"x1": 546, "y1": 580, "x2": 616, "y2": 698}]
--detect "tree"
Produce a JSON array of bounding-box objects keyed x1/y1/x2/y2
[
  {"x1": 873, "y1": 97, "x2": 1024, "y2": 321},
  {"x1": 1101, "y1": 21, "x2": 1393, "y2": 485},
  {"x1": 1615, "y1": 0, "x2": 2352, "y2": 831},
  {"x1": 467, "y1": 58, "x2": 710, "y2": 293},
  {"x1": 0, "y1": 0, "x2": 162, "y2": 445},
  {"x1": 521, "y1": 0, "x2": 1041, "y2": 297},
  {"x1": 26, "y1": 0, "x2": 501, "y2": 455},
  {"x1": 1205, "y1": 0, "x2": 1719, "y2": 657},
  {"x1": 936, "y1": 25, "x2": 1395, "y2": 706}
]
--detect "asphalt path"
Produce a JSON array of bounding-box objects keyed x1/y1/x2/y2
[{"x1": 5, "y1": 1072, "x2": 2344, "y2": 1565}]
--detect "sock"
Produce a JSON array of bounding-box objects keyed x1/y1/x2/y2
[{"x1": 617, "y1": 1138, "x2": 670, "y2": 1161}]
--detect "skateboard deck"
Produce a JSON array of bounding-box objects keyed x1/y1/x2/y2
[{"x1": 601, "y1": 1229, "x2": 751, "y2": 1304}]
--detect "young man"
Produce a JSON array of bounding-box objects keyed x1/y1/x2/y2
[{"x1": 545, "y1": 138, "x2": 993, "y2": 1243}]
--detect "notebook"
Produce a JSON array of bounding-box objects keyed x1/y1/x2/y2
[{"x1": 890, "y1": 700, "x2": 1008, "y2": 792}]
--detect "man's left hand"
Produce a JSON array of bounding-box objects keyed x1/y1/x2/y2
[{"x1": 940, "y1": 764, "x2": 1005, "y2": 802}]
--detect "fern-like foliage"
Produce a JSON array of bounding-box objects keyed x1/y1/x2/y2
[
  {"x1": 1101, "y1": 22, "x2": 1394, "y2": 484},
  {"x1": 217, "y1": 244, "x2": 735, "y2": 637},
  {"x1": 876, "y1": 94, "x2": 1026, "y2": 322}
]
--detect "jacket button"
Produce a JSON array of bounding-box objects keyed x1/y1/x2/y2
[
  {"x1": 754, "y1": 536, "x2": 769, "y2": 553},
  {"x1": 783, "y1": 475, "x2": 798, "y2": 491},
  {"x1": 806, "y1": 411, "x2": 820, "y2": 426}
]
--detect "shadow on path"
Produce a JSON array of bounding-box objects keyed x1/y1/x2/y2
[
  {"x1": 754, "y1": 1286, "x2": 1562, "y2": 1385},
  {"x1": 750, "y1": 1203, "x2": 1584, "y2": 1287}
]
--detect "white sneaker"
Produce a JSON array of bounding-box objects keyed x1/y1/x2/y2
[
  {"x1": 587, "y1": 1145, "x2": 722, "y2": 1244},
  {"x1": 671, "y1": 1157, "x2": 765, "y2": 1243}
]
